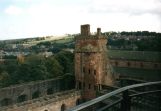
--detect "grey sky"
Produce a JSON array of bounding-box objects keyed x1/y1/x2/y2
[{"x1": 0, "y1": 0, "x2": 161, "y2": 40}]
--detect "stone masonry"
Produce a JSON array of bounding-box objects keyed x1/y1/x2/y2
[{"x1": 75, "y1": 24, "x2": 114, "y2": 100}]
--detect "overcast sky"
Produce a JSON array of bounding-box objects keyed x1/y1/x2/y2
[{"x1": 0, "y1": 0, "x2": 161, "y2": 40}]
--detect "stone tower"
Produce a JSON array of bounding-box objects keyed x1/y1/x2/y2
[{"x1": 75, "y1": 24, "x2": 114, "y2": 100}]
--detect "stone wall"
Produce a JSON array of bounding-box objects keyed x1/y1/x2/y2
[
  {"x1": 110, "y1": 59, "x2": 161, "y2": 70},
  {"x1": 75, "y1": 24, "x2": 114, "y2": 100},
  {"x1": 0, "y1": 75, "x2": 75, "y2": 107},
  {"x1": 0, "y1": 90, "x2": 81, "y2": 111}
]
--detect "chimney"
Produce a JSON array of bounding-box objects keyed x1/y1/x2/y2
[
  {"x1": 81, "y1": 24, "x2": 90, "y2": 36},
  {"x1": 97, "y1": 28, "x2": 101, "y2": 36}
]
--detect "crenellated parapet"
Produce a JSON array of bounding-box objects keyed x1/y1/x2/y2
[
  {"x1": 75, "y1": 24, "x2": 106, "y2": 40},
  {"x1": 0, "y1": 75, "x2": 75, "y2": 108},
  {"x1": 75, "y1": 25, "x2": 107, "y2": 53},
  {"x1": 75, "y1": 24, "x2": 114, "y2": 100},
  {"x1": 0, "y1": 89, "x2": 81, "y2": 111}
]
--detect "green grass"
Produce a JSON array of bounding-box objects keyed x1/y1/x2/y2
[
  {"x1": 54, "y1": 37, "x2": 74, "y2": 44},
  {"x1": 27, "y1": 36, "x2": 74, "y2": 45},
  {"x1": 108, "y1": 50, "x2": 161, "y2": 62},
  {"x1": 113, "y1": 67, "x2": 161, "y2": 81}
]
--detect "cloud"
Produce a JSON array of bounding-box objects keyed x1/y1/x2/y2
[
  {"x1": 1, "y1": 0, "x2": 161, "y2": 40},
  {"x1": 88, "y1": 0, "x2": 161, "y2": 16},
  {"x1": 87, "y1": 0, "x2": 161, "y2": 32},
  {"x1": 4, "y1": 5, "x2": 23, "y2": 15}
]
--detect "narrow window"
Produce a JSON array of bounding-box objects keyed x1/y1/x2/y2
[
  {"x1": 83, "y1": 67, "x2": 85, "y2": 73},
  {"x1": 83, "y1": 82, "x2": 85, "y2": 89},
  {"x1": 88, "y1": 84, "x2": 91, "y2": 89},
  {"x1": 154, "y1": 64, "x2": 158, "y2": 68},
  {"x1": 94, "y1": 85, "x2": 97, "y2": 90},
  {"x1": 115, "y1": 61, "x2": 118, "y2": 66},
  {"x1": 140, "y1": 63, "x2": 143, "y2": 68},
  {"x1": 79, "y1": 82, "x2": 82, "y2": 89},
  {"x1": 94, "y1": 70, "x2": 96, "y2": 75},
  {"x1": 89, "y1": 69, "x2": 90, "y2": 74},
  {"x1": 127, "y1": 62, "x2": 130, "y2": 66},
  {"x1": 61, "y1": 104, "x2": 66, "y2": 111}
]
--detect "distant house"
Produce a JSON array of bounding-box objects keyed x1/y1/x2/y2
[
  {"x1": 38, "y1": 51, "x2": 53, "y2": 57},
  {"x1": 62, "y1": 48, "x2": 74, "y2": 53},
  {"x1": 8, "y1": 44, "x2": 17, "y2": 49}
]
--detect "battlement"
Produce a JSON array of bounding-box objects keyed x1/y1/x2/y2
[
  {"x1": 0, "y1": 75, "x2": 75, "y2": 108},
  {"x1": 97, "y1": 28, "x2": 101, "y2": 36},
  {"x1": 81, "y1": 24, "x2": 101, "y2": 36},
  {"x1": 75, "y1": 24, "x2": 114, "y2": 100},
  {"x1": 76, "y1": 24, "x2": 106, "y2": 40},
  {"x1": 0, "y1": 89, "x2": 81, "y2": 111},
  {"x1": 81, "y1": 24, "x2": 90, "y2": 36}
]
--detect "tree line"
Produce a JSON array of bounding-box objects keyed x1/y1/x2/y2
[
  {"x1": 0, "y1": 51, "x2": 74, "y2": 88},
  {"x1": 107, "y1": 31, "x2": 161, "y2": 51}
]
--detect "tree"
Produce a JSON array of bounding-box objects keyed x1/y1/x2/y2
[
  {"x1": 45, "y1": 56, "x2": 63, "y2": 78},
  {"x1": 0, "y1": 71, "x2": 10, "y2": 87},
  {"x1": 17, "y1": 55, "x2": 25, "y2": 64},
  {"x1": 55, "y1": 51, "x2": 74, "y2": 74}
]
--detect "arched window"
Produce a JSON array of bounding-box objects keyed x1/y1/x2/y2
[
  {"x1": 61, "y1": 104, "x2": 66, "y2": 111},
  {"x1": 47, "y1": 88, "x2": 54, "y2": 95},
  {"x1": 17, "y1": 94, "x2": 27, "y2": 103},
  {"x1": 88, "y1": 84, "x2": 91, "y2": 89},
  {"x1": 94, "y1": 85, "x2": 97, "y2": 90},
  {"x1": 1, "y1": 98, "x2": 12, "y2": 106},
  {"x1": 127, "y1": 62, "x2": 130, "y2": 66},
  {"x1": 32, "y1": 91, "x2": 40, "y2": 99},
  {"x1": 94, "y1": 70, "x2": 96, "y2": 75},
  {"x1": 115, "y1": 61, "x2": 118, "y2": 66},
  {"x1": 76, "y1": 99, "x2": 81, "y2": 105}
]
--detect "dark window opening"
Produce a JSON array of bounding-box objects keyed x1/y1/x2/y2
[
  {"x1": 89, "y1": 69, "x2": 90, "y2": 74},
  {"x1": 127, "y1": 62, "x2": 130, "y2": 66},
  {"x1": 88, "y1": 84, "x2": 91, "y2": 89},
  {"x1": 154, "y1": 64, "x2": 158, "y2": 68},
  {"x1": 140, "y1": 63, "x2": 143, "y2": 68},
  {"x1": 79, "y1": 81, "x2": 82, "y2": 89},
  {"x1": 115, "y1": 61, "x2": 118, "y2": 66},
  {"x1": 61, "y1": 104, "x2": 66, "y2": 111},
  {"x1": 1, "y1": 98, "x2": 12, "y2": 106},
  {"x1": 94, "y1": 70, "x2": 96, "y2": 75},
  {"x1": 83, "y1": 82, "x2": 85, "y2": 89},
  {"x1": 83, "y1": 67, "x2": 85, "y2": 73},
  {"x1": 76, "y1": 99, "x2": 81, "y2": 105},
  {"x1": 32, "y1": 91, "x2": 40, "y2": 99},
  {"x1": 17, "y1": 95, "x2": 27, "y2": 103},
  {"x1": 47, "y1": 88, "x2": 54, "y2": 95},
  {"x1": 94, "y1": 85, "x2": 97, "y2": 90}
]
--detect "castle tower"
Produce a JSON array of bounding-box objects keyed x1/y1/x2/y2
[{"x1": 75, "y1": 24, "x2": 114, "y2": 100}]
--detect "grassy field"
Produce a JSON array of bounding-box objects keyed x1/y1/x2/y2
[
  {"x1": 53, "y1": 36, "x2": 74, "y2": 44},
  {"x1": 108, "y1": 50, "x2": 161, "y2": 62},
  {"x1": 27, "y1": 35, "x2": 74, "y2": 45},
  {"x1": 113, "y1": 67, "x2": 161, "y2": 81},
  {"x1": 27, "y1": 36, "x2": 160, "y2": 62}
]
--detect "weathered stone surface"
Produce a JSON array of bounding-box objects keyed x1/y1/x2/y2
[
  {"x1": 110, "y1": 59, "x2": 161, "y2": 69},
  {"x1": 0, "y1": 76, "x2": 75, "y2": 108},
  {"x1": 75, "y1": 24, "x2": 114, "y2": 100},
  {"x1": 0, "y1": 90, "x2": 81, "y2": 111}
]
